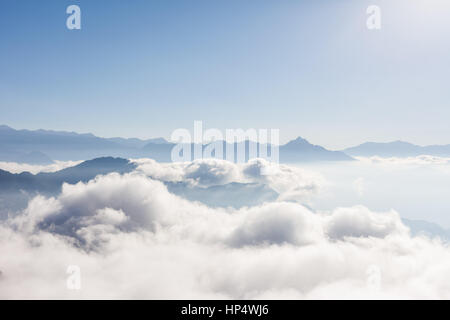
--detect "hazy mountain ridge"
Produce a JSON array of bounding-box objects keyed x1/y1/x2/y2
[
  {"x1": 3, "y1": 125, "x2": 450, "y2": 162},
  {"x1": 0, "y1": 157, "x2": 136, "y2": 193},
  {"x1": 0, "y1": 125, "x2": 352, "y2": 163},
  {"x1": 0, "y1": 157, "x2": 137, "y2": 215},
  {"x1": 281, "y1": 137, "x2": 352, "y2": 162},
  {"x1": 166, "y1": 181, "x2": 278, "y2": 208},
  {"x1": 343, "y1": 141, "x2": 450, "y2": 157}
]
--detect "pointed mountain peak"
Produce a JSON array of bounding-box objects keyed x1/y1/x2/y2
[{"x1": 286, "y1": 136, "x2": 311, "y2": 146}]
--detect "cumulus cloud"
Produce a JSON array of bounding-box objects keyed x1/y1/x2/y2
[
  {"x1": 1, "y1": 159, "x2": 450, "y2": 299},
  {"x1": 133, "y1": 158, "x2": 324, "y2": 202},
  {"x1": 324, "y1": 206, "x2": 408, "y2": 240},
  {"x1": 0, "y1": 160, "x2": 83, "y2": 174}
]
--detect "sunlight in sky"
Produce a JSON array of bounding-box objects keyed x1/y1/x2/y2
[{"x1": 0, "y1": 0, "x2": 449, "y2": 148}]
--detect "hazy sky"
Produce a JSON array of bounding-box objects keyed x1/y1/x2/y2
[{"x1": 1, "y1": 0, "x2": 449, "y2": 149}]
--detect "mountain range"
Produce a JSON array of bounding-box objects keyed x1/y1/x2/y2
[
  {"x1": 0, "y1": 157, "x2": 135, "y2": 194},
  {"x1": 0, "y1": 125, "x2": 352, "y2": 163},
  {"x1": 2, "y1": 125, "x2": 449, "y2": 164},
  {"x1": 0, "y1": 157, "x2": 137, "y2": 215},
  {"x1": 343, "y1": 140, "x2": 450, "y2": 157}
]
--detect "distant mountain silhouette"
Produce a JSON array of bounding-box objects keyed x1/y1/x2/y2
[
  {"x1": 141, "y1": 142, "x2": 175, "y2": 162},
  {"x1": 0, "y1": 125, "x2": 170, "y2": 162},
  {"x1": 165, "y1": 138, "x2": 352, "y2": 162},
  {"x1": 107, "y1": 137, "x2": 169, "y2": 149},
  {"x1": 0, "y1": 157, "x2": 137, "y2": 215},
  {"x1": 0, "y1": 125, "x2": 353, "y2": 163},
  {"x1": 0, "y1": 157, "x2": 136, "y2": 194},
  {"x1": 166, "y1": 181, "x2": 278, "y2": 208},
  {"x1": 343, "y1": 141, "x2": 450, "y2": 157},
  {"x1": 0, "y1": 148, "x2": 53, "y2": 165},
  {"x1": 0, "y1": 156, "x2": 134, "y2": 216},
  {"x1": 280, "y1": 137, "x2": 353, "y2": 162}
]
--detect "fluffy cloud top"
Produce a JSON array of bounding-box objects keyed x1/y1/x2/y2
[
  {"x1": 133, "y1": 158, "x2": 324, "y2": 202},
  {"x1": 1, "y1": 159, "x2": 450, "y2": 299},
  {"x1": 0, "y1": 160, "x2": 82, "y2": 174}
]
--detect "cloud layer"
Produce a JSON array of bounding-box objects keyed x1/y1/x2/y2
[
  {"x1": 1, "y1": 159, "x2": 450, "y2": 299},
  {"x1": 356, "y1": 155, "x2": 450, "y2": 166},
  {"x1": 133, "y1": 158, "x2": 324, "y2": 202},
  {"x1": 0, "y1": 160, "x2": 83, "y2": 174}
]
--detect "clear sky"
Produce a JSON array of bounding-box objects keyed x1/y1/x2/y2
[{"x1": 1, "y1": 0, "x2": 449, "y2": 149}]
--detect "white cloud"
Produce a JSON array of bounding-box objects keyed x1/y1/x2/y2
[
  {"x1": 324, "y1": 205, "x2": 408, "y2": 240},
  {"x1": 133, "y1": 158, "x2": 324, "y2": 203},
  {"x1": 0, "y1": 160, "x2": 83, "y2": 174},
  {"x1": 356, "y1": 155, "x2": 450, "y2": 166},
  {"x1": 1, "y1": 160, "x2": 450, "y2": 299},
  {"x1": 353, "y1": 177, "x2": 365, "y2": 197}
]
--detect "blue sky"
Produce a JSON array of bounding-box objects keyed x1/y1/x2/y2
[{"x1": 1, "y1": 0, "x2": 449, "y2": 149}]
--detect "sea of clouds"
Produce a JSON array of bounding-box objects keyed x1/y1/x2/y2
[{"x1": 1, "y1": 158, "x2": 450, "y2": 299}]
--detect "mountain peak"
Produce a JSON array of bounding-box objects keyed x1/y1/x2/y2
[
  {"x1": 391, "y1": 140, "x2": 415, "y2": 146},
  {"x1": 147, "y1": 137, "x2": 168, "y2": 144},
  {"x1": 286, "y1": 136, "x2": 311, "y2": 146},
  {"x1": 76, "y1": 157, "x2": 131, "y2": 168},
  {"x1": 342, "y1": 140, "x2": 445, "y2": 157},
  {"x1": 280, "y1": 136, "x2": 353, "y2": 161}
]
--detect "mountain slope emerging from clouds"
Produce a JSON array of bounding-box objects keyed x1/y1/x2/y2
[
  {"x1": 0, "y1": 157, "x2": 137, "y2": 215},
  {"x1": 0, "y1": 157, "x2": 280, "y2": 215},
  {"x1": 0, "y1": 157, "x2": 136, "y2": 194}
]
